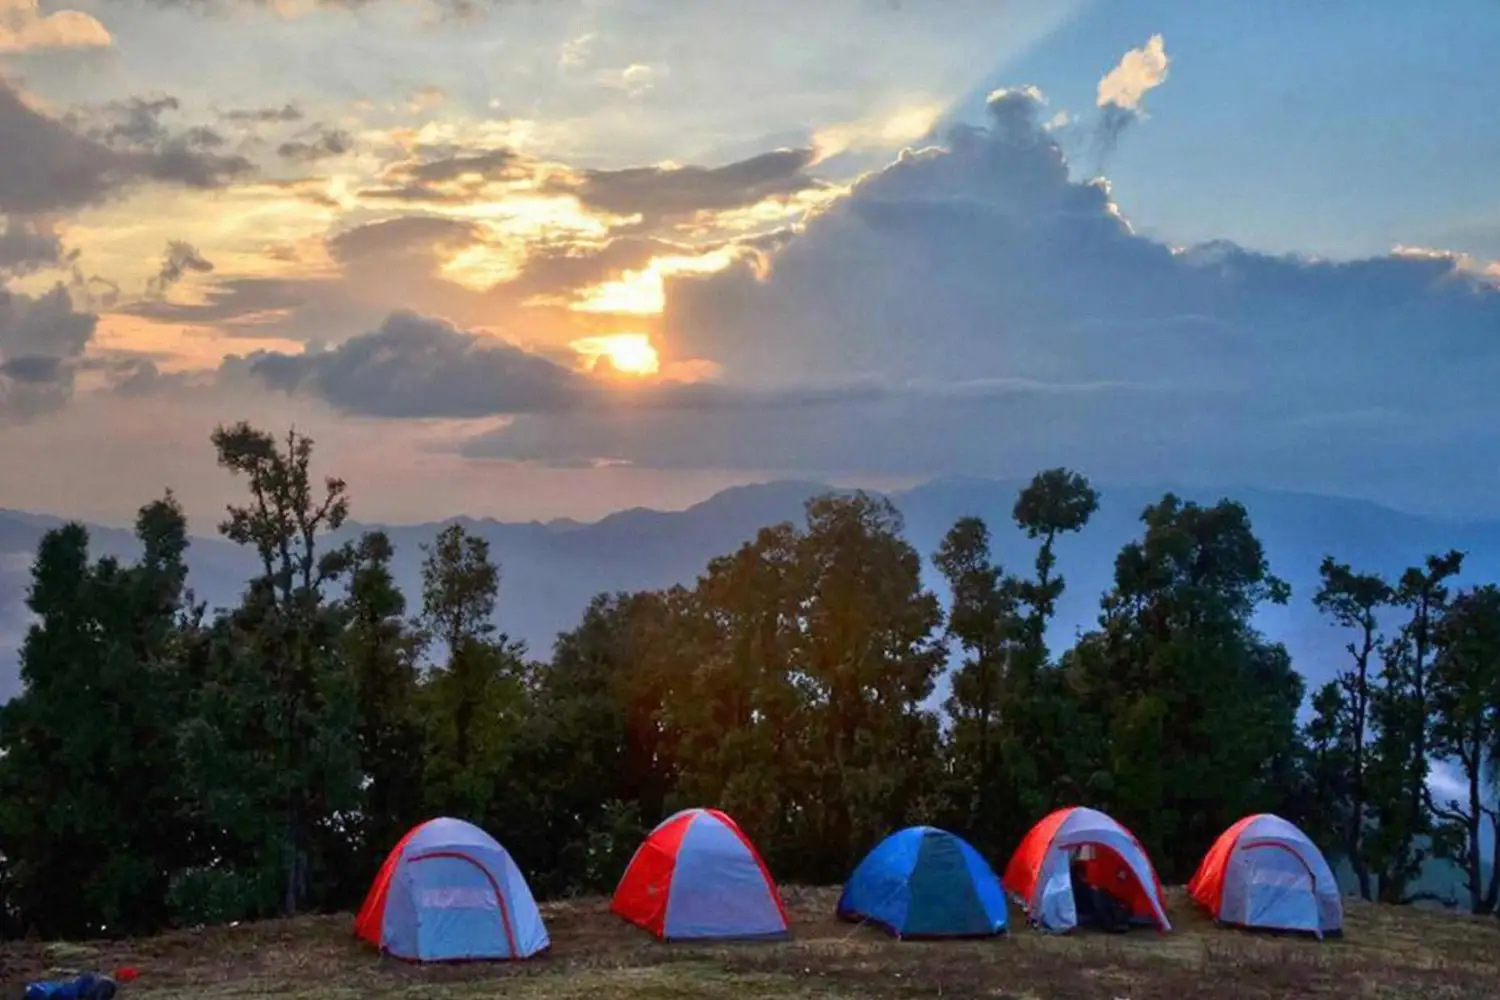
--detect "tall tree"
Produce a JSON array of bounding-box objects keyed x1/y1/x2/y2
[
  {"x1": 673, "y1": 522, "x2": 807, "y2": 861},
  {"x1": 343, "y1": 531, "x2": 425, "y2": 880},
  {"x1": 1427, "y1": 584, "x2": 1500, "y2": 913},
  {"x1": 933, "y1": 516, "x2": 1018, "y2": 846},
  {"x1": 1007, "y1": 469, "x2": 1100, "y2": 819},
  {"x1": 796, "y1": 493, "x2": 945, "y2": 877},
  {"x1": 1012, "y1": 467, "x2": 1100, "y2": 654},
  {"x1": 1312, "y1": 556, "x2": 1393, "y2": 900},
  {"x1": 192, "y1": 422, "x2": 360, "y2": 917},
  {"x1": 417, "y1": 524, "x2": 527, "y2": 823},
  {"x1": 1366, "y1": 550, "x2": 1465, "y2": 904}
]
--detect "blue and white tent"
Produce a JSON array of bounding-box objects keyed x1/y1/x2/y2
[{"x1": 356, "y1": 817, "x2": 550, "y2": 962}]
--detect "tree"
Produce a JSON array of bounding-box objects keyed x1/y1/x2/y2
[
  {"x1": 1062, "y1": 494, "x2": 1302, "y2": 876},
  {"x1": 795, "y1": 493, "x2": 946, "y2": 877},
  {"x1": 933, "y1": 516, "x2": 1018, "y2": 846},
  {"x1": 190, "y1": 422, "x2": 361, "y2": 917},
  {"x1": 1006, "y1": 468, "x2": 1100, "y2": 820},
  {"x1": 1366, "y1": 550, "x2": 1464, "y2": 904},
  {"x1": 417, "y1": 523, "x2": 527, "y2": 823},
  {"x1": 1427, "y1": 584, "x2": 1500, "y2": 913},
  {"x1": 1012, "y1": 467, "x2": 1100, "y2": 653},
  {"x1": 672, "y1": 521, "x2": 809, "y2": 866},
  {"x1": 1312, "y1": 556, "x2": 1393, "y2": 900},
  {"x1": 342, "y1": 531, "x2": 425, "y2": 885},
  {"x1": 515, "y1": 591, "x2": 681, "y2": 894},
  {"x1": 0, "y1": 495, "x2": 200, "y2": 936}
]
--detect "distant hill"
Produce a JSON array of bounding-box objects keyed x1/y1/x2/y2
[{"x1": 4, "y1": 476, "x2": 1500, "y2": 702}]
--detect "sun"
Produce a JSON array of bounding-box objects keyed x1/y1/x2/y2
[{"x1": 571, "y1": 333, "x2": 661, "y2": 376}]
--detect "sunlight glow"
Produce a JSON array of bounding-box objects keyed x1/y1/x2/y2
[
  {"x1": 571, "y1": 333, "x2": 661, "y2": 376},
  {"x1": 811, "y1": 101, "x2": 944, "y2": 164},
  {"x1": 570, "y1": 248, "x2": 740, "y2": 316}
]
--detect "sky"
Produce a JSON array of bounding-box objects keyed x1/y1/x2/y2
[{"x1": 2, "y1": 0, "x2": 1498, "y2": 529}]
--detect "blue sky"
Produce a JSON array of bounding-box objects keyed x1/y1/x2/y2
[
  {"x1": 987, "y1": 0, "x2": 1500, "y2": 259},
  {"x1": 0, "y1": 0, "x2": 1497, "y2": 526}
]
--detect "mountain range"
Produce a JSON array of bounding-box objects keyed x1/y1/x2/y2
[{"x1": 4, "y1": 475, "x2": 1499, "y2": 705}]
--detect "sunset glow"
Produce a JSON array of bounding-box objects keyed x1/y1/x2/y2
[
  {"x1": 571, "y1": 248, "x2": 741, "y2": 316},
  {"x1": 571, "y1": 333, "x2": 661, "y2": 376}
]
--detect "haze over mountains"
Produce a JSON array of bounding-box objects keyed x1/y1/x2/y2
[{"x1": 4, "y1": 475, "x2": 1499, "y2": 706}]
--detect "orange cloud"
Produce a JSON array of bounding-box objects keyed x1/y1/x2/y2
[{"x1": 0, "y1": 0, "x2": 111, "y2": 53}]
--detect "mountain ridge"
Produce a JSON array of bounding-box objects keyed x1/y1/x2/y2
[{"x1": 4, "y1": 476, "x2": 1500, "y2": 707}]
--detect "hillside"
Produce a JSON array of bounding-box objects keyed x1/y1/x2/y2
[
  {"x1": 4, "y1": 886, "x2": 1493, "y2": 1000},
  {"x1": 4, "y1": 476, "x2": 1499, "y2": 703}
]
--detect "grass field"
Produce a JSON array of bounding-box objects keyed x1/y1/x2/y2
[{"x1": 3, "y1": 887, "x2": 1496, "y2": 1000}]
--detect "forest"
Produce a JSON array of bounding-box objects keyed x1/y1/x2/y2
[{"x1": 0, "y1": 420, "x2": 1497, "y2": 941}]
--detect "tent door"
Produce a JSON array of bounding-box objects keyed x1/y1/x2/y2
[
  {"x1": 408, "y1": 852, "x2": 516, "y2": 960},
  {"x1": 1237, "y1": 842, "x2": 1320, "y2": 935}
]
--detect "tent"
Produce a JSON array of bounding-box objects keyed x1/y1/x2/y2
[
  {"x1": 612, "y1": 807, "x2": 789, "y2": 941},
  {"x1": 1003, "y1": 806, "x2": 1171, "y2": 933},
  {"x1": 354, "y1": 817, "x2": 549, "y2": 962},
  {"x1": 837, "y1": 826, "x2": 1008, "y2": 938},
  {"x1": 1188, "y1": 814, "x2": 1342, "y2": 938}
]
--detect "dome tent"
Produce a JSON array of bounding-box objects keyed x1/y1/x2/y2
[
  {"x1": 612, "y1": 807, "x2": 789, "y2": 941},
  {"x1": 355, "y1": 817, "x2": 549, "y2": 962},
  {"x1": 1188, "y1": 814, "x2": 1342, "y2": 938},
  {"x1": 838, "y1": 826, "x2": 1008, "y2": 938},
  {"x1": 1003, "y1": 806, "x2": 1170, "y2": 933}
]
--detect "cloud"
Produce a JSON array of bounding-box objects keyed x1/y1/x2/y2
[
  {"x1": 228, "y1": 309, "x2": 889, "y2": 422},
  {"x1": 277, "y1": 127, "x2": 354, "y2": 163},
  {"x1": 219, "y1": 102, "x2": 305, "y2": 124},
  {"x1": 1097, "y1": 34, "x2": 1170, "y2": 111},
  {"x1": 1093, "y1": 34, "x2": 1170, "y2": 166},
  {"x1": 145, "y1": 240, "x2": 215, "y2": 298},
  {"x1": 357, "y1": 141, "x2": 826, "y2": 231},
  {"x1": 231, "y1": 310, "x2": 585, "y2": 418},
  {"x1": 0, "y1": 79, "x2": 254, "y2": 214},
  {"x1": 0, "y1": 216, "x2": 74, "y2": 276},
  {"x1": 383, "y1": 83, "x2": 1500, "y2": 514},
  {"x1": 357, "y1": 147, "x2": 531, "y2": 204},
  {"x1": 557, "y1": 32, "x2": 593, "y2": 69},
  {"x1": 549, "y1": 148, "x2": 827, "y2": 220},
  {"x1": 0, "y1": 0, "x2": 111, "y2": 53},
  {"x1": 0, "y1": 283, "x2": 97, "y2": 419}
]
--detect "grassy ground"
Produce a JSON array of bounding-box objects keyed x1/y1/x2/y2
[{"x1": 3, "y1": 886, "x2": 1496, "y2": 1000}]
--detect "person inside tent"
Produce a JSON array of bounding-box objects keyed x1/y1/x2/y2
[{"x1": 1069, "y1": 856, "x2": 1132, "y2": 933}]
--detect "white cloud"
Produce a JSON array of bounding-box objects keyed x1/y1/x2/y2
[
  {"x1": 558, "y1": 31, "x2": 593, "y2": 69},
  {"x1": 1097, "y1": 33, "x2": 1169, "y2": 111}
]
